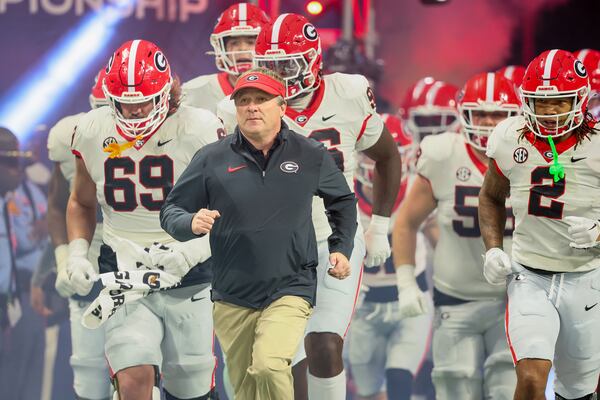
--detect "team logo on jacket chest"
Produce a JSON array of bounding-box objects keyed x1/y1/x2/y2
[
  {"x1": 295, "y1": 115, "x2": 308, "y2": 124},
  {"x1": 280, "y1": 161, "x2": 299, "y2": 173},
  {"x1": 513, "y1": 147, "x2": 528, "y2": 163},
  {"x1": 456, "y1": 167, "x2": 471, "y2": 182},
  {"x1": 103, "y1": 136, "x2": 118, "y2": 149}
]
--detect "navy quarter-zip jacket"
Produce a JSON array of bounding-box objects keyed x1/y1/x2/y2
[{"x1": 160, "y1": 122, "x2": 357, "y2": 309}]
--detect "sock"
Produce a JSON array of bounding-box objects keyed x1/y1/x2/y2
[
  {"x1": 307, "y1": 370, "x2": 346, "y2": 400},
  {"x1": 385, "y1": 368, "x2": 413, "y2": 400}
]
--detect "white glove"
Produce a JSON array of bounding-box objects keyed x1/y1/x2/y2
[
  {"x1": 364, "y1": 215, "x2": 391, "y2": 267},
  {"x1": 67, "y1": 238, "x2": 98, "y2": 296},
  {"x1": 564, "y1": 216, "x2": 600, "y2": 249},
  {"x1": 54, "y1": 244, "x2": 76, "y2": 298},
  {"x1": 483, "y1": 248, "x2": 512, "y2": 285},
  {"x1": 396, "y1": 264, "x2": 429, "y2": 318},
  {"x1": 147, "y1": 242, "x2": 193, "y2": 278}
]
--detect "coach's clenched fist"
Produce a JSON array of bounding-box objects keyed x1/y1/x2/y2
[{"x1": 192, "y1": 208, "x2": 221, "y2": 235}]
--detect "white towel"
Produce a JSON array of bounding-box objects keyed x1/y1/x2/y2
[{"x1": 82, "y1": 238, "x2": 182, "y2": 329}]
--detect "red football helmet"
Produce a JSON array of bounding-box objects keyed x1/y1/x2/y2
[
  {"x1": 496, "y1": 65, "x2": 526, "y2": 87},
  {"x1": 457, "y1": 72, "x2": 521, "y2": 150},
  {"x1": 521, "y1": 49, "x2": 590, "y2": 138},
  {"x1": 254, "y1": 13, "x2": 323, "y2": 99},
  {"x1": 574, "y1": 49, "x2": 600, "y2": 119},
  {"x1": 209, "y1": 3, "x2": 270, "y2": 75},
  {"x1": 400, "y1": 77, "x2": 460, "y2": 142},
  {"x1": 356, "y1": 113, "x2": 413, "y2": 214},
  {"x1": 103, "y1": 39, "x2": 172, "y2": 140},
  {"x1": 89, "y1": 68, "x2": 108, "y2": 109}
]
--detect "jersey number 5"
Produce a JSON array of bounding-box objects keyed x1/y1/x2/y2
[
  {"x1": 453, "y1": 186, "x2": 514, "y2": 237},
  {"x1": 528, "y1": 166, "x2": 565, "y2": 219},
  {"x1": 104, "y1": 155, "x2": 174, "y2": 212}
]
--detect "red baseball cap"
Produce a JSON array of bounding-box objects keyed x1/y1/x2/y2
[{"x1": 231, "y1": 72, "x2": 286, "y2": 99}]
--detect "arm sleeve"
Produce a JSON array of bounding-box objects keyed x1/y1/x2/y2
[
  {"x1": 316, "y1": 148, "x2": 358, "y2": 259},
  {"x1": 353, "y1": 79, "x2": 384, "y2": 151},
  {"x1": 160, "y1": 149, "x2": 209, "y2": 242}
]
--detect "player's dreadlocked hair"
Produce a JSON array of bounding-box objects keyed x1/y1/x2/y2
[
  {"x1": 519, "y1": 110, "x2": 599, "y2": 148},
  {"x1": 167, "y1": 75, "x2": 182, "y2": 116}
]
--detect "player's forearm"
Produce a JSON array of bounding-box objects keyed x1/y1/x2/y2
[
  {"x1": 478, "y1": 189, "x2": 507, "y2": 250},
  {"x1": 370, "y1": 153, "x2": 401, "y2": 217},
  {"x1": 66, "y1": 196, "x2": 96, "y2": 244},
  {"x1": 392, "y1": 218, "x2": 419, "y2": 267}
]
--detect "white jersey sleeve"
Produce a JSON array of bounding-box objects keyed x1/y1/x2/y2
[
  {"x1": 216, "y1": 97, "x2": 238, "y2": 135},
  {"x1": 415, "y1": 132, "x2": 455, "y2": 200},
  {"x1": 182, "y1": 73, "x2": 232, "y2": 115},
  {"x1": 48, "y1": 113, "x2": 84, "y2": 186},
  {"x1": 327, "y1": 73, "x2": 384, "y2": 152}
]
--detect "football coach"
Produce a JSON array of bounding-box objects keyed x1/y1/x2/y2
[{"x1": 160, "y1": 68, "x2": 358, "y2": 400}]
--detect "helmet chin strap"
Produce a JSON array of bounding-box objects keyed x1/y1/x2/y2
[{"x1": 547, "y1": 135, "x2": 565, "y2": 182}]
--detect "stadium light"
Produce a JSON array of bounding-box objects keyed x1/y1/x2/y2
[
  {"x1": 0, "y1": 2, "x2": 130, "y2": 140},
  {"x1": 306, "y1": 1, "x2": 325, "y2": 15}
]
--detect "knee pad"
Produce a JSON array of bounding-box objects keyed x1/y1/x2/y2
[
  {"x1": 556, "y1": 393, "x2": 597, "y2": 400},
  {"x1": 432, "y1": 368, "x2": 483, "y2": 400},
  {"x1": 162, "y1": 355, "x2": 216, "y2": 399},
  {"x1": 165, "y1": 388, "x2": 219, "y2": 400}
]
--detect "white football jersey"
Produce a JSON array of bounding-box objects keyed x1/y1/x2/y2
[
  {"x1": 71, "y1": 106, "x2": 223, "y2": 249},
  {"x1": 182, "y1": 72, "x2": 234, "y2": 114},
  {"x1": 417, "y1": 132, "x2": 513, "y2": 300},
  {"x1": 487, "y1": 116, "x2": 600, "y2": 273},
  {"x1": 47, "y1": 113, "x2": 85, "y2": 188},
  {"x1": 218, "y1": 73, "x2": 384, "y2": 241},
  {"x1": 357, "y1": 175, "x2": 428, "y2": 291}
]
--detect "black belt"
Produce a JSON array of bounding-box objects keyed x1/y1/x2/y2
[{"x1": 521, "y1": 264, "x2": 557, "y2": 276}]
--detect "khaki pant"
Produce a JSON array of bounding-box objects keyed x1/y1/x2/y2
[{"x1": 214, "y1": 296, "x2": 312, "y2": 400}]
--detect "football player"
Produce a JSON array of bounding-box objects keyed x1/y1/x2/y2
[
  {"x1": 480, "y1": 49, "x2": 600, "y2": 400},
  {"x1": 496, "y1": 65, "x2": 526, "y2": 87},
  {"x1": 393, "y1": 72, "x2": 521, "y2": 399},
  {"x1": 66, "y1": 40, "x2": 223, "y2": 400},
  {"x1": 574, "y1": 49, "x2": 600, "y2": 120},
  {"x1": 45, "y1": 68, "x2": 112, "y2": 400},
  {"x1": 182, "y1": 2, "x2": 270, "y2": 114},
  {"x1": 218, "y1": 13, "x2": 401, "y2": 400},
  {"x1": 348, "y1": 113, "x2": 433, "y2": 400},
  {"x1": 400, "y1": 77, "x2": 460, "y2": 143}
]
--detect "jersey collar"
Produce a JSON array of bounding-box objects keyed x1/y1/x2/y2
[
  {"x1": 523, "y1": 131, "x2": 578, "y2": 162},
  {"x1": 465, "y1": 142, "x2": 488, "y2": 176},
  {"x1": 285, "y1": 81, "x2": 326, "y2": 127},
  {"x1": 218, "y1": 72, "x2": 234, "y2": 96}
]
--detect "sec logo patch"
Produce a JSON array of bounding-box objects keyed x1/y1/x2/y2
[{"x1": 513, "y1": 147, "x2": 528, "y2": 163}]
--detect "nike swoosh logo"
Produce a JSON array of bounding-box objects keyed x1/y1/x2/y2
[
  {"x1": 585, "y1": 303, "x2": 598, "y2": 311},
  {"x1": 571, "y1": 156, "x2": 587, "y2": 163},
  {"x1": 227, "y1": 165, "x2": 246, "y2": 173},
  {"x1": 191, "y1": 295, "x2": 206, "y2": 303},
  {"x1": 157, "y1": 139, "x2": 173, "y2": 147},
  {"x1": 322, "y1": 114, "x2": 335, "y2": 122}
]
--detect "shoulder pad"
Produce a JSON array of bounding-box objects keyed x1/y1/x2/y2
[
  {"x1": 325, "y1": 73, "x2": 370, "y2": 100},
  {"x1": 419, "y1": 132, "x2": 461, "y2": 163},
  {"x1": 182, "y1": 73, "x2": 218, "y2": 90},
  {"x1": 48, "y1": 113, "x2": 84, "y2": 149}
]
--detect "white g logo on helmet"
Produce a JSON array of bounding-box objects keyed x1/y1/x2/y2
[
  {"x1": 302, "y1": 24, "x2": 318, "y2": 41},
  {"x1": 155, "y1": 52, "x2": 168, "y2": 72},
  {"x1": 574, "y1": 60, "x2": 587, "y2": 78}
]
